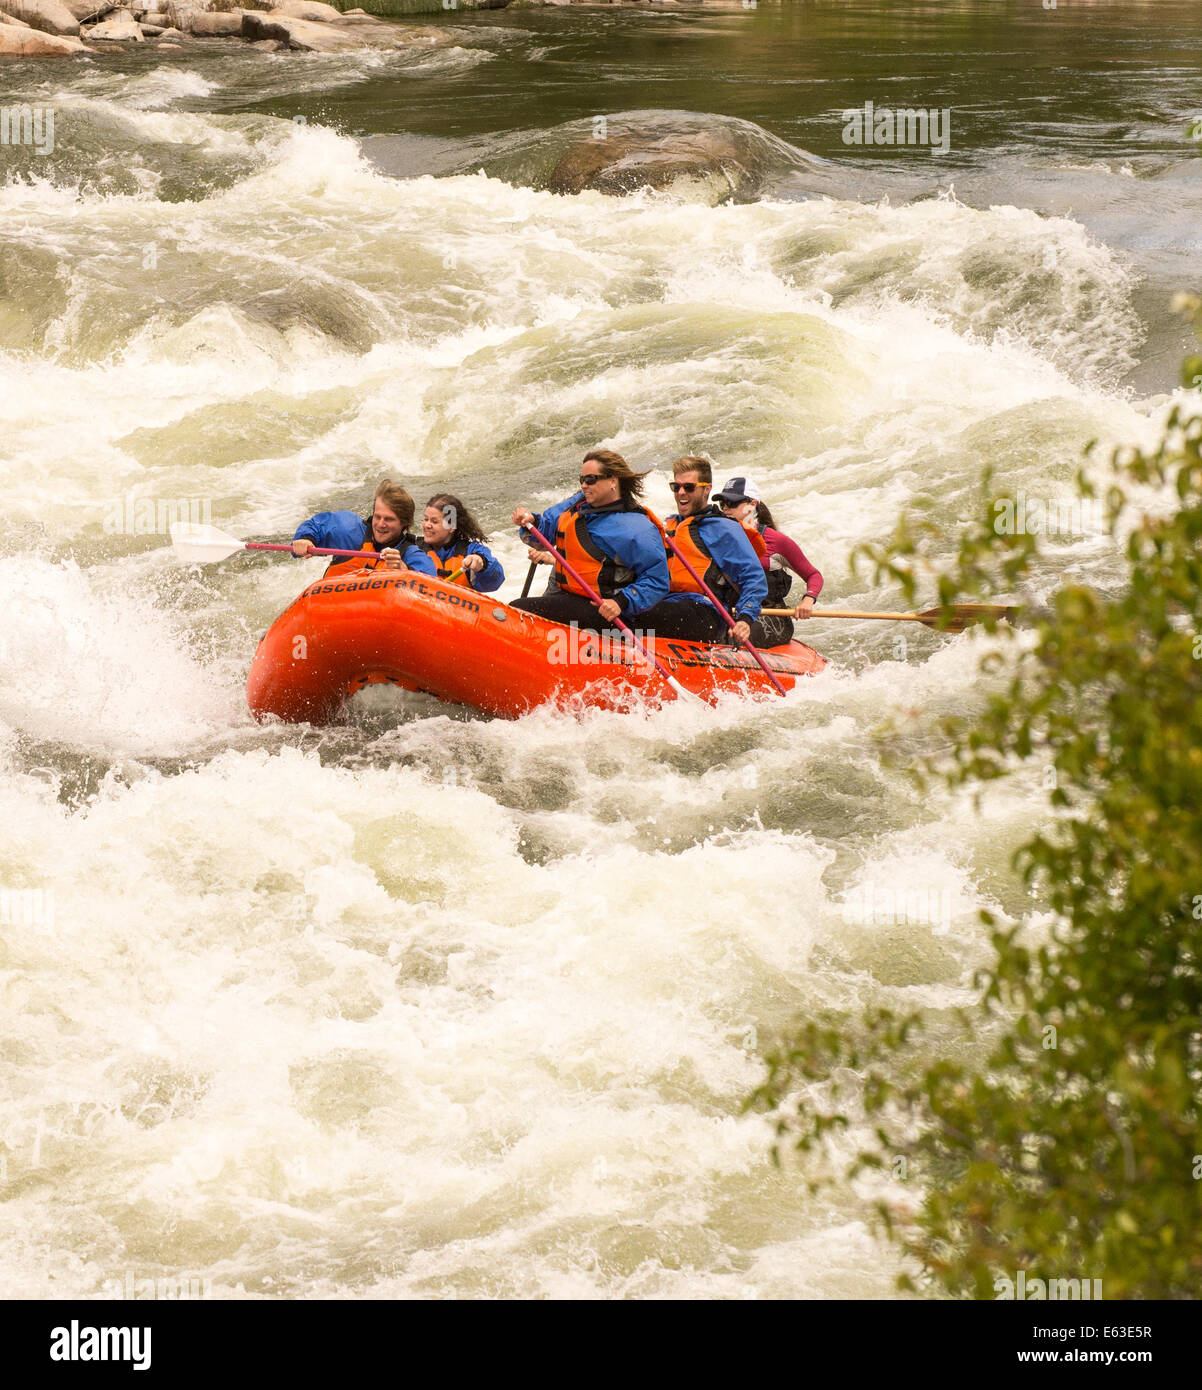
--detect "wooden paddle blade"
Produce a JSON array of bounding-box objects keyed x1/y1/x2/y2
[
  {"x1": 170, "y1": 522, "x2": 246, "y2": 564},
  {"x1": 917, "y1": 604, "x2": 1016, "y2": 633}
]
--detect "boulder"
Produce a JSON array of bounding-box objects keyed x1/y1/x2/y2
[
  {"x1": 272, "y1": 0, "x2": 339, "y2": 19},
  {"x1": 164, "y1": 0, "x2": 201, "y2": 28},
  {"x1": 390, "y1": 23, "x2": 452, "y2": 41},
  {"x1": 188, "y1": 8, "x2": 242, "y2": 32},
  {"x1": 0, "y1": 10, "x2": 33, "y2": 23},
  {"x1": 60, "y1": 0, "x2": 117, "y2": 19},
  {"x1": 155, "y1": 22, "x2": 183, "y2": 34},
  {"x1": 246, "y1": 34, "x2": 282, "y2": 46},
  {"x1": 242, "y1": 9, "x2": 374, "y2": 49},
  {"x1": 139, "y1": 19, "x2": 163, "y2": 31},
  {"x1": 2, "y1": 0, "x2": 79, "y2": 35},
  {"x1": 85, "y1": 8, "x2": 142, "y2": 36},
  {"x1": 548, "y1": 128, "x2": 759, "y2": 201},
  {"x1": 0, "y1": 21, "x2": 85, "y2": 48}
]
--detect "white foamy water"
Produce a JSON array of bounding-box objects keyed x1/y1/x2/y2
[{"x1": 0, "y1": 80, "x2": 1190, "y2": 1299}]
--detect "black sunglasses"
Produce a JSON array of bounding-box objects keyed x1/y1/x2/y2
[
  {"x1": 579, "y1": 474, "x2": 607, "y2": 486},
  {"x1": 669, "y1": 481, "x2": 701, "y2": 494}
]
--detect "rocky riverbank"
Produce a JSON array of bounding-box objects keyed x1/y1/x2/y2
[
  {"x1": 0, "y1": 0, "x2": 731, "y2": 57},
  {"x1": 0, "y1": 0, "x2": 478, "y2": 57}
]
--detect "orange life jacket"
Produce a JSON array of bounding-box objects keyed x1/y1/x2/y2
[
  {"x1": 323, "y1": 531, "x2": 417, "y2": 579},
  {"x1": 738, "y1": 520, "x2": 785, "y2": 599},
  {"x1": 665, "y1": 509, "x2": 741, "y2": 609},
  {"x1": 553, "y1": 502, "x2": 663, "y2": 600},
  {"x1": 421, "y1": 538, "x2": 471, "y2": 587},
  {"x1": 742, "y1": 524, "x2": 769, "y2": 560}
]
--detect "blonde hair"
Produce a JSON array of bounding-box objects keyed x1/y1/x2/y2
[
  {"x1": 670, "y1": 455, "x2": 712, "y2": 485},
  {"x1": 373, "y1": 479, "x2": 415, "y2": 530}
]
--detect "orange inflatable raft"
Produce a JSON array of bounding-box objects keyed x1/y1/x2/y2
[{"x1": 246, "y1": 566, "x2": 827, "y2": 723}]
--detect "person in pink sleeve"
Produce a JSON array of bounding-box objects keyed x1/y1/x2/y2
[{"x1": 712, "y1": 475, "x2": 823, "y2": 647}]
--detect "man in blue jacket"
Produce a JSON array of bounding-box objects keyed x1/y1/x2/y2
[
  {"x1": 292, "y1": 479, "x2": 436, "y2": 577},
  {"x1": 638, "y1": 456, "x2": 768, "y2": 643},
  {"x1": 510, "y1": 449, "x2": 669, "y2": 631}
]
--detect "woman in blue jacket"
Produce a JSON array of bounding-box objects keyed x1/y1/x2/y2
[
  {"x1": 420, "y1": 493, "x2": 505, "y2": 592},
  {"x1": 510, "y1": 449, "x2": 669, "y2": 632}
]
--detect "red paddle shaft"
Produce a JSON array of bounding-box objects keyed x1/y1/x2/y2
[
  {"x1": 249, "y1": 543, "x2": 380, "y2": 559},
  {"x1": 660, "y1": 530, "x2": 788, "y2": 697},
  {"x1": 520, "y1": 525, "x2": 686, "y2": 697},
  {"x1": 255, "y1": 544, "x2": 462, "y2": 583}
]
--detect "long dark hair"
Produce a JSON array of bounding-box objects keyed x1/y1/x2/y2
[
  {"x1": 753, "y1": 500, "x2": 777, "y2": 530},
  {"x1": 426, "y1": 493, "x2": 487, "y2": 545},
  {"x1": 583, "y1": 448, "x2": 651, "y2": 504}
]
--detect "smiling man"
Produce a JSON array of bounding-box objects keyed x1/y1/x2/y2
[
  {"x1": 291, "y1": 479, "x2": 436, "y2": 578},
  {"x1": 638, "y1": 455, "x2": 767, "y2": 644}
]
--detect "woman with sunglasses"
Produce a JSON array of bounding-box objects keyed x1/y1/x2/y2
[
  {"x1": 637, "y1": 456, "x2": 768, "y2": 644},
  {"x1": 510, "y1": 449, "x2": 670, "y2": 631},
  {"x1": 712, "y1": 476, "x2": 823, "y2": 647}
]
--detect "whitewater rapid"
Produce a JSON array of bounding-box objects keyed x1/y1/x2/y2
[{"x1": 0, "y1": 30, "x2": 1195, "y2": 1298}]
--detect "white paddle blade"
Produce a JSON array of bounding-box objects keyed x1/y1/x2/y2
[
  {"x1": 668, "y1": 677, "x2": 704, "y2": 705},
  {"x1": 170, "y1": 522, "x2": 246, "y2": 564}
]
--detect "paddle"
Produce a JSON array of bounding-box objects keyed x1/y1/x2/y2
[
  {"x1": 518, "y1": 523, "x2": 698, "y2": 704},
  {"x1": 171, "y1": 523, "x2": 471, "y2": 585},
  {"x1": 171, "y1": 522, "x2": 382, "y2": 565},
  {"x1": 660, "y1": 528, "x2": 788, "y2": 697},
  {"x1": 520, "y1": 562, "x2": 537, "y2": 600},
  {"x1": 760, "y1": 603, "x2": 1015, "y2": 635}
]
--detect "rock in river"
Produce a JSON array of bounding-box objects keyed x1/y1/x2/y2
[
  {"x1": 84, "y1": 8, "x2": 144, "y2": 37},
  {"x1": 0, "y1": 21, "x2": 86, "y2": 49},
  {"x1": 548, "y1": 127, "x2": 767, "y2": 203},
  {"x1": 1, "y1": 0, "x2": 80, "y2": 35}
]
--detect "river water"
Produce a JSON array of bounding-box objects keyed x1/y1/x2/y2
[{"x1": 1, "y1": 1, "x2": 1199, "y2": 1299}]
